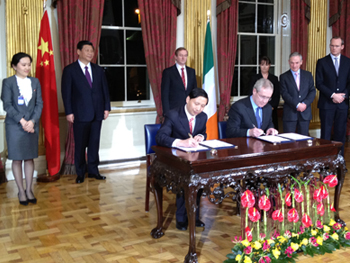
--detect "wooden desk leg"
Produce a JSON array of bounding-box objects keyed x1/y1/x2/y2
[
  {"x1": 334, "y1": 165, "x2": 346, "y2": 226},
  {"x1": 150, "y1": 175, "x2": 164, "y2": 239},
  {"x1": 184, "y1": 186, "x2": 198, "y2": 263}
]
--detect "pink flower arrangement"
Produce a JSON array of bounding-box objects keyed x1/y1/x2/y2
[
  {"x1": 272, "y1": 209, "x2": 284, "y2": 222},
  {"x1": 294, "y1": 188, "x2": 304, "y2": 203},
  {"x1": 302, "y1": 214, "x2": 312, "y2": 228},
  {"x1": 287, "y1": 208, "x2": 299, "y2": 223},
  {"x1": 241, "y1": 190, "x2": 255, "y2": 208},
  {"x1": 248, "y1": 207, "x2": 261, "y2": 222},
  {"x1": 258, "y1": 195, "x2": 271, "y2": 211},
  {"x1": 317, "y1": 203, "x2": 325, "y2": 216},
  {"x1": 258, "y1": 256, "x2": 271, "y2": 263}
]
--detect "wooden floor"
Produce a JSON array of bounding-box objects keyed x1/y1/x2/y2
[{"x1": 1, "y1": 145, "x2": 350, "y2": 263}]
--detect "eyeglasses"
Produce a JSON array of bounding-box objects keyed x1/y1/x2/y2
[{"x1": 257, "y1": 92, "x2": 272, "y2": 102}]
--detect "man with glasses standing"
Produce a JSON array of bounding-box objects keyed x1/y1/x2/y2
[
  {"x1": 226, "y1": 78, "x2": 278, "y2": 138},
  {"x1": 280, "y1": 52, "x2": 316, "y2": 135}
]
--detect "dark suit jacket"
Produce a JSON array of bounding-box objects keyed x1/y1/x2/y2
[
  {"x1": 249, "y1": 73, "x2": 280, "y2": 109},
  {"x1": 1, "y1": 75, "x2": 43, "y2": 126},
  {"x1": 316, "y1": 54, "x2": 350, "y2": 110},
  {"x1": 280, "y1": 69, "x2": 316, "y2": 121},
  {"x1": 61, "y1": 61, "x2": 111, "y2": 122},
  {"x1": 156, "y1": 106, "x2": 207, "y2": 148},
  {"x1": 161, "y1": 65, "x2": 197, "y2": 115},
  {"x1": 226, "y1": 97, "x2": 274, "y2": 138}
]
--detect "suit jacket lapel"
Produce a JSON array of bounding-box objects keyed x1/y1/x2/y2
[
  {"x1": 179, "y1": 107, "x2": 191, "y2": 134},
  {"x1": 288, "y1": 71, "x2": 299, "y2": 91},
  {"x1": 326, "y1": 55, "x2": 337, "y2": 75},
  {"x1": 245, "y1": 98, "x2": 258, "y2": 127},
  {"x1": 173, "y1": 65, "x2": 185, "y2": 89},
  {"x1": 75, "y1": 61, "x2": 92, "y2": 89}
]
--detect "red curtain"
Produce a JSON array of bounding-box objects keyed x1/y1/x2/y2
[
  {"x1": 138, "y1": 0, "x2": 178, "y2": 123},
  {"x1": 217, "y1": 0, "x2": 238, "y2": 121},
  {"x1": 291, "y1": 0, "x2": 310, "y2": 70},
  {"x1": 57, "y1": 0, "x2": 105, "y2": 175},
  {"x1": 330, "y1": 0, "x2": 350, "y2": 57}
]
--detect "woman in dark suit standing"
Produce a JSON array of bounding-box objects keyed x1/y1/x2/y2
[
  {"x1": 1, "y1": 52, "x2": 43, "y2": 205},
  {"x1": 250, "y1": 56, "x2": 280, "y2": 130}
]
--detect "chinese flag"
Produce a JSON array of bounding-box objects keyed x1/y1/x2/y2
[{"x1": 35, "y1": 11, "x2": 60, "y2": 176}]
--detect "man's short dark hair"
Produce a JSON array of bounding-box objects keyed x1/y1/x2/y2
[
  {"x1": 331, "y1": 36, "x2": 344, "y2": 45},
  {"x1": 188, "y1": 88, "x2": 209, "y2": 105},
  {"x1": 77, "y1": 40, "x2": 94, "y2": 50},
  {"x1": 175, "y1": 47, "x2": 188, "y2": 56}
]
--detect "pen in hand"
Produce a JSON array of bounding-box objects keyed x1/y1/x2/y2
[
  {"x1": 188, "y1": 133, "x2": 193, "y2": 138},
  {"x1": 252, "y1": 124, "x2": 265, "y2": 136}
]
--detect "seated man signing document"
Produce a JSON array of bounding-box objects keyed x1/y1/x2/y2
[
  {"x1": 226, "y1": 78, "x2": 278, "y2": 138},
  {"x1": 156, "y1": 87, "x2": 208, "y2": 231}
]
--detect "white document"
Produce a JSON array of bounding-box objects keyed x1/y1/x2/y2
[
  {"x1": 200, "y1": 139, "x2": 235, "y2": 149},
  {"x1": 277, "y1": 133, "x2": 313, "y2": 141},
  {"x1": 257, "y1": 135, "x2": 292, "y2": 144}
]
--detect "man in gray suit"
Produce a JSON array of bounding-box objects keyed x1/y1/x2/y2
[{"x1": 280, "y1": 52, "x2": 316, "y2": 135}]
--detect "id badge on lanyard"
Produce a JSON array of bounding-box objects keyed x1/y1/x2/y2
[{"x1": 18, "y1": 95, "x2": 24, "y2": 105}]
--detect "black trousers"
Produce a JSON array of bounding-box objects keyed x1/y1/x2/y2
[{"x1": 73, "y1": 119, "x2": 102, "y2": 177}]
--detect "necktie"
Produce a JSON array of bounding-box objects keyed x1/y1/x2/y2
[
  {"x1": 295, "y1": 72, "x2": 300, "y2": 90},
  {"x1": 181, "y1": 67, "x2": 186, "y2": 89},
  {"x1": 85, "y1": 66, "x2": 92, "y2": 88},
  {"x1": 334, "y1": 57, "x2": 339, "y2": 76},
  {"x1": 255, "y1": 107, "x2": 262, "y2": 129},
  {"x1": 189, "y1": 117, "x2": 194, "y2": 134}
]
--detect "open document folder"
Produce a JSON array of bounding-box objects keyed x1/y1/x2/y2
[
  {"x1": 173, "y1": 139, "x2": 236, "y2": 152},
  {"x1": 257, "y1": 132, "x2": 313, "y2": 144}
]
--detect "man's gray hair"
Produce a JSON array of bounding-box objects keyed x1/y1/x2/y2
[
  {"x1": 253, "y1": 78, "x2": 274, "y2": 92},
  {"x1": 289, "y1": 52, "x2": 303, "y2": 61}
]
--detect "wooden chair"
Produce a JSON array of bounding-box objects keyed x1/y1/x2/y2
[{"x1": 144, "y1": 124, "x2": 161, "y2": 212}]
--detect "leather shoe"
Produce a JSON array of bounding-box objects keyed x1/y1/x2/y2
[
  {"x1": 26, "y1": 190, "x2": 37, "y2": 204},
  {"x1": 176, "y1": 221, "x2": 188, "y2": 231},
  {"x1": 195, "y1": 219, "x2": 205, "y2": 227},
  {"x1": 88, "y1": 173, "x2": 106, "y2": 180},
  {"x1": 76, "y1": 175, "x2": 85, "y2": 184}
]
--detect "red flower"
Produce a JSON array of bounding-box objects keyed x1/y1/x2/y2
[
  {"x1": 313, "y1": 186, "x2": 328, "y2": 202},
  {"x1": 285, "y1": 246, "x2": 294, "y2": 258},
  {"x1": 294, "y1": 188, "x2": 304, "y2": 203},
  {"x1": 285, "y1": 192, "x2": 292, "y2": 206},
  {"x1": 333, "y1": 223, "x2": 342, "y2": 230},
  {"x1": 258, "y1": 195, "x2": 271, "y2": 211},
  {"x1": 302, "y1": 213, "x2": 312, "y2": 228},
  {"x1": 245, "y1": 226, "x2": 253, "y2": 242},
  {"x1": 248, "y1": 207, "x2": 261, "y2": 222},
  {"x1": 263, "y1": 240, "x2": 270, "y2": 251},
  {"x1": 287, "y1": 208, "x2": 299, "y2": 223},
  {"x1": 259, "y1": 256, "x2": 271, "y2": 263},
  {"x1": 330, "y1": 203, "x2": 336, "y2": 212},
  {"x1": 316, "y1": 220, "x2": 323, "y2": 229},
  {"x1": 241, "y1": 190, "x2": 255, "y2": 208},
  {"x1": 317, "y1": 203, "x2": 325, "y2": 216},
  {"x1": 272, "y1": 209, "x2": 284, "y2": 222},
  {"x1": 323, "y1": 175, "x2": 338, "y2": 188},
  {"x1": 244, "y1": 246, "x2": 252, "y2": 254},
  {"x1": 321, "y1": 185, "x2": 329, "y2": 199},
  {"x1": 345, "y1": 232, "x2": 350, "y2": 240}
]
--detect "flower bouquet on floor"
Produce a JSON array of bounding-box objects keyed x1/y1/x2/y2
[{"x1": 225, "y1": 175, "x2": 350, "y2": 263}]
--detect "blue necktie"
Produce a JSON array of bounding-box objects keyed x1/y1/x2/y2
[{"x1": 255, "y1": 107, "x2": 262, "y2": 128}]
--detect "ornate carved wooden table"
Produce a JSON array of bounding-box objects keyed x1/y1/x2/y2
[{"x1": 150, "y1": 138, "x2": 346, "y2": 263}]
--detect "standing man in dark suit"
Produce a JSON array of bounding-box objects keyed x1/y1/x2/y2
[
  {"x1": 156, "y1": 88, "x2": 208, "y2": 231},
  {"x1": 161, "y1": 47, "x2": 197, "y2": 115},
  {"x1": 316, "y1": 37, "x2": 350, "y2": 155},
  {"x1": 226, "y1": 78, "x2": 278, "y2": 138},
  {"x1": 280, "y1": 52, "x2": 316, "y2": 135},
  {"x1": 62, "y1": 40, "x2": 111, "y2": 184}
]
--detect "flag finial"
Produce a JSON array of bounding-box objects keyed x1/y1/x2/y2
[{"x1": 207, "y1": 10, "x2": 210, "y2": 21}]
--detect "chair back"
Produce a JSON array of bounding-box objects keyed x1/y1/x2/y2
[
  {"x1": 144, "y1": 124, "x2": 161, "y2": 155},
  {"x1": 218, "y1": 121, "x2": 227, "y2": 139}
]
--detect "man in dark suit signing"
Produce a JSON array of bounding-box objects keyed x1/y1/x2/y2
[
  {"x1": 226, "y1": 78, "x2": 278, "y2": 138},
  {"x1": 156, "y1": 88, "x2": 208, "y2": 231},
  {"x1": 280, "y1": 52, "x2": 316, "y2": 135},
  {"x1": 316, "y1": 37, "x2": 350, "y2": 156},
  {"x1": 161, "y1": 47, "x2": 197, "y2": 115},
  {"x1": 62, "y1": 40, "x2": 111, "y2": 184}
]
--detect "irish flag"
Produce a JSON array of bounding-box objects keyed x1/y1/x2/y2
[{"x1": 203, "y1": 19, "x2": 218, "y2": 140}]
